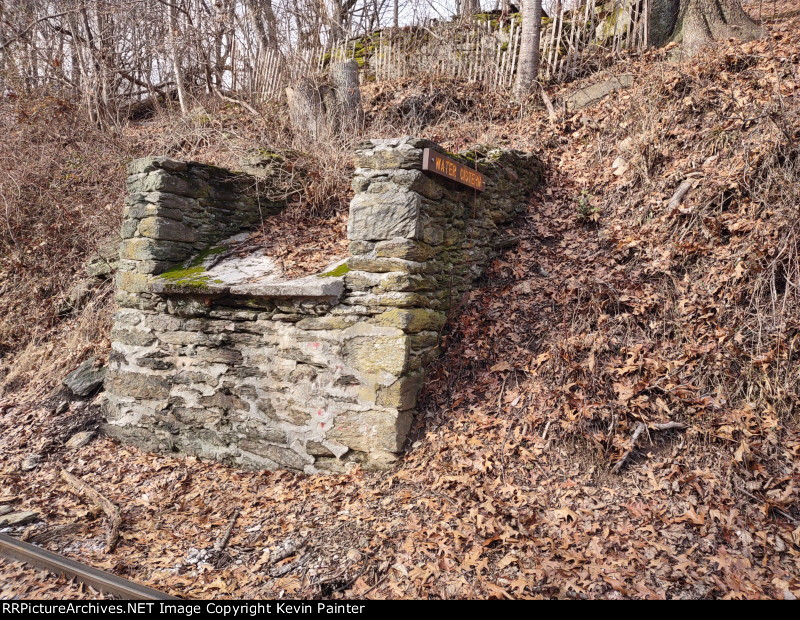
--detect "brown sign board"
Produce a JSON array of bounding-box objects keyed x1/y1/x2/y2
[{"x1": 422, "y1": 148, "x2": 486, "y2": 192}]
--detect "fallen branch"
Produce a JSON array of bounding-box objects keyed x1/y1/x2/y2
[
  {"x1": 214, "y1": 89, "x2": 260, "y2": 116},
  {"x1": 267, "y1": 538, "x2": 304, "y2": 566},
  {"x1": 23, "y1": 523, "x2": 81, "y2": 545},
  {"x1": 612, "y1": 421, "x2": 687, "y2": 474},
  {"x1": 612, "y1": 422, "x2": 646, "y2": 474},
  {"x1": 61, "y1": 470, "x2": 121, "y2": 552},
  {"x1": 539, "y1": 83, "x2": 557, "y2": 123},
  {"x1": 667, "y1": 174, "x2": 703, "y2": 211},
  {"x1": 651, "y1": 421, "x2": 687, "y2": 432},
  {"x1": 214, "y1": 508, "x2": 240, "y2": 553}
]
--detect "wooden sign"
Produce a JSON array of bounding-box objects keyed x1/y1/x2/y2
[{"x1": 422, "y1": 148, "x2": 486, "y2": 192}]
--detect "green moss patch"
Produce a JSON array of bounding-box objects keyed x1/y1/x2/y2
[
  {"x1": 318, "y1": 263, "x2": 350, "y2": 278},
  {"x1": 157, "y1": 246, "x2": 227, "y2": 290}
]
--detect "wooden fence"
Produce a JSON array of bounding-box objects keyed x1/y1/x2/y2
[{"x1": 240, "y1": 0, "x2": 650, "y2": 104}]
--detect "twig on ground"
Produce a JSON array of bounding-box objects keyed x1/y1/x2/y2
[
  {"x1": 612, "y1": 421, "x2": 688, "y2": 473},
  {"x1": 61, "y1": 469, "x2": 121, "y2": 552},
  {"x1": 214, "y1": 508, "x2": 240, "y2": 553}
]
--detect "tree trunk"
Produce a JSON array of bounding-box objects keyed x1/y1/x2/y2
[
  {"x1": 169, "y1": 0, "x2": 188, "y2": 114},
  {"x1": 513, "y1": 0, "x2": 542, "y2": 100},
  {"x1": 648, "y1": 0, "x2": 680, "y2": 47},
  {"x1": 330, "y1": 59, "x2": 364, "y2": 134},
  {"x1": 286, "y1": 79, "x2": 328, "y2": 141},
  {"x1": 458, "y1": 0, "x2": 482, "y2": 18},
  {"x1": 286, "y1": 61, "x2": 362, "y2": 140},
  {"x1": 653, "y1": 0, "x2": 763, "y2": 53}
]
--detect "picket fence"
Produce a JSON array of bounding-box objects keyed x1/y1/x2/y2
[{"x1": 240, "y1": 0, "x2": 650, "y2": 104}]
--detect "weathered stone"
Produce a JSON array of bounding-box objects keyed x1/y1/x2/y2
[
  {"x1": 346, "y1": 256, "x2": 426, "y2": 274},
  {"x1": 111, "y1": 328, "x2": 156, "y2": 347},
  {"x1": 105, "y1": 371, "x2": 171, "y2": 400},
  {"x1": 344, "y1": 326, "x2": 408, "y2": 376},
  {"x1": 239, "y1": 441, "x2": 309, "y2": 470},
  {"x1": 0, "y1": 511, "x2": 39, "y2": 526},
  {"x1": 354, "y1": 145, "x2": 423, "y2": 170},
  {"x1": 119, "y1": 238, "x2": 192, "y2": 262},
  {"x1": 347, "y1": 191, "x2": 421, "y2": 241},
  {"x1": 127, "y1": 156, "x2": 189, "y2": 176},
  {"x1": 230, "y1": 276, "x2": 344, "y2": 299},
  {"x1": 166, "y1": 298, "x2": 211, "y2": 317},
  {"x1": 362, "y1": 292, "x2": 432, "y2": 308},
  {"x1": 565, "y1": 74, "x2": 634, "y2": 111},
  {"x1": 377, "y1": 273, "x2": 437, "y2": 293},
  {"x1": 374, "y1": 239, "x2": 436, "y2": 261},
  {"x1": 373, "y1": 308, "x2": 445, "y2": 333},
  {"x1": 138, "y1": 217, "x2": 198, "y2": 243},
  {"x1": 348, "y1": 240, "x2": 375, "y2": 255},
  {"x1": 136, "y1": 357, "x2": 174, "y2": 370},
  {"x1": 295, "y1": 316, "x2": 358, "y2": 330},
  {"x1": 195, "y1": 348, "x2": 242, "y2": 365},
  {"x1": 134, "y1": 170, "x2": 197, "y2": 196},
  {"x1": 377, "y1": 373, "x2": 424, "y2": 410},
  {"x1": 65, "y1": 431, "x2": 95, "y2": 450},
  {"x1": 329, "y1": 409, "x2": 412, "y2": 453},
  {"x1": 388, "y1": 169, "x2": 444, "y2": 200},
  {"x1": 116, "y1": 271, "x2": 153, "y2": 294},
  {"x1": 305, "y1": 441, "x2": 335, "y2": 457},
  {"x1": 64, "y1": 358, "x2": 107, "y2": 396},
  {"x1": 199, "y1": 391, "x2": 248, "y2": 411}
]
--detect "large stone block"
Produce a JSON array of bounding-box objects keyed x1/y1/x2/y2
[
  {"x1": 138, "y1": 217, "x2": 198, "y2": 243},
  {"x1": 105, "y1": 370, "x2": 171, "y2": 401},
  {"x1": 329, "y1": 409, "x2": 412, "y2": 453},
  {"x1": 347, "y1": 191, "x2": 421, "y2": 241},
  {"x1": 376, "y1": 373, "x2": 424, "y2": 410},
  {"x1": 119, "y1": 238, "x2": 192, "y2": 262},
  {"x1": 134, "y1": 170, "x2": 196, "y2": 196},
  {"x1": 372, "y1": 308, "x2": 446, "y2": 333},
  {"x1": 374, "y1": 239, "x2": 436, "y2": 261},
  {"x1": 343, "y1": 323, "x2": 408, "y2": 376},
  {"x1": 116, "y1": 271, "x2": 153, "y2": 294}
]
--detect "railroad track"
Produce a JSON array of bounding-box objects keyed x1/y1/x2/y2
[{"x1": 0, "y1": 533, "x2": 177, "y2": 599}]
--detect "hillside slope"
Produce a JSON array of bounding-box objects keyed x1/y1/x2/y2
[{"x1": 1, "y1": 5, "x2": 799, "y2": 600}]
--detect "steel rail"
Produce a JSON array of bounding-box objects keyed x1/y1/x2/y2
[{"x1": 0, "y1": 533, "x2": 178, "y2": 600}]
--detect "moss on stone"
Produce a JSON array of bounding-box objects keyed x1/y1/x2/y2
[
  {"x1": 188, "y1": 246, "x2": 226, "y2": 267},
  {"x1": 318, "y1": 263, "x2": 350, "y2": 278},
  {"x1": 157, "y1": 247, "x2": 226, "y2": 290}
]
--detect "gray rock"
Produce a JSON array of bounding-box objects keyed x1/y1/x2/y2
[
  {"x1": 64, "y1": 358, "x2": 107, "y2": 396},
  {"x1": 85, "y1": 235, "x2": 121, "y2": 279},
  {"x1": 347, "y1": 191, "x2": 422, "y2": 241},
  {"x1": 138, "y1": 217, "x2": 198, "y2": 243},
  {"x1": 65, "y1": 431, "x2": 95, "y2": 450},
  {"x1": 104, "y1": 370, "x2": 171, "y2": 400},
  {"x1": 0, "y1": 505, "x2": 12, "y2": 516},
  {"x1": 0, "y1": 511, "x2": 39, "y2": 526},
  {"x1": 229, "y1": 276, "x2": 345, "y2": 300},
  {"x1": 106, "y1": 139, "x2": 543, "y2": 473},
  {"x1": 20, "y1": 454, "x2": 41, "y2": 471},
  {"x1": 565, "y1": 74, "x2": 634, "y2": 111}
]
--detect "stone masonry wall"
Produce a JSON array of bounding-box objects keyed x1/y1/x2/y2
[
  {"x1": 103, "y1": 138, "x2": 542, "y2": 472},
  {"x1": 116, "y1": 157, "x2": 282, "y2": 305}
]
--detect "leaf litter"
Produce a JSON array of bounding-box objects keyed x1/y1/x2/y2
[{"x1": 1, "y1": 4, "x2": 800, "y2": 601}]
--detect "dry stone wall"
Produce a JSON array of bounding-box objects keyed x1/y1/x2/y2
[{"x1": 103, "y1": 137, "x2": 542, "y2": 472}]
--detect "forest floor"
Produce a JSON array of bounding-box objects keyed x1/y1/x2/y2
[{"x1": 1, "y1": 4, "x2": 799, "y2": 600}]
